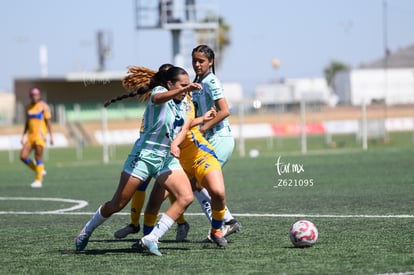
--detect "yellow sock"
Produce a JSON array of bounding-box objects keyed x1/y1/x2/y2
[
  {"x1": 143, "y1": 213, "x2": 159, "y2": 235},
  {"x1": 35, "y1": 163, "x2": 44, "y2": 181},
  {"x1": 211, "y1": 209, "x2": 226, "y2": 230},
  {"x1": 168, "y1": 194, "x2": 186, "y2": 224},
  {"x1": 130, "y1": 191, "x2": 145, "y2": 227}
]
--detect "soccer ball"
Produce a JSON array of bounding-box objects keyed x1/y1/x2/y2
[{"x1": 289, "y1": 220, "x2": 318, "y2": 248}]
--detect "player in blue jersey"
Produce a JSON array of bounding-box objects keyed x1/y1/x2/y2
[
  {"x1": 191, "y1": 45, "x2": 241, "y2": 239},
  {"x1": 75, "y1": 66, "x2": 214, "y2": 256}
]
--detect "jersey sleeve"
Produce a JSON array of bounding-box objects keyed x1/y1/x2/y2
[
  {"x1": 206, "y1": 75, "x2": 224, "y2": 101},
  {"x1": 151, "y1": 86, "x2": 168, "y2": 99}
]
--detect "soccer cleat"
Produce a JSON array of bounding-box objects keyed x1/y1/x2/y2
[
  {"x1": 114, "y1": 224, "x2": 140, "y2": 239},
  {"x1": 30, "y1": 180, "x2": 42, "y2": 188},
  {"x1": 75, "y1": 229, "x2": 91, "y2": 251},
  {"x1": 210, "y1": 229, "x2": 228, "y2": 247},
  {"x1": 141, "y1": 236, "x2": 162, "y2": 256},
  {"x1": 222, "y1": 219, "x2": 242, "y2": 238},
  {"x1": 176, "y1": 222, "x2": 190, "y2": 242},
  {"x1": 131, "y1": 239, "x2": 144, "y2": 252},
  {"x1": 201, "y1": 235, "x2": 213, "y2": 243}
]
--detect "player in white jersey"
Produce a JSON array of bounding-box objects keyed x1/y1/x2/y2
[
  {"x1": 113, "y1": 64, "x2": 192, "y2": 242},
  {"x1": 75, "y1": 66, "x2": 214, "y2": 256},
  {"x1": 191, "y1": 45, "x2": 241, "y2": 239}
]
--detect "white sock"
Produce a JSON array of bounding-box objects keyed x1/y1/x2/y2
[
  {"x1": 147, "y1": 214, "x2": 174, "y2": 241},
  {"x1": 224, "y1": 207, "x2": 234, "y2": 223},
  {"x1": 83, "y1": 206, "x2": 107, "y2": 235},
  {"x1": 194, "y1": 189, "x2": 212, "y2": 222}
]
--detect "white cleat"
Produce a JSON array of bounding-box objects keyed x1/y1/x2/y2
[
  {"x1": 30, "y1": 180, "x2": 42, "y2": 188},
  {"x1": 141, "y1": 236, "x2": 162, "y2": 256}
]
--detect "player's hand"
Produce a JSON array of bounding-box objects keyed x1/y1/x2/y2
[
  {"x1": 170, "y1": 143, "x2": 181, "y2": 158},
  {"x1": 49, "y1": 137, "x2": 54, "y2": 146},
  {"x1": 203, "y1": 107, "x2": 216, "y2": 122},
  {"x1": 184, "y1": 83, "x2": 202, "y2": 93},
  {"x1": 20, "y1": 136, "x2": 24, "y2": 145}
]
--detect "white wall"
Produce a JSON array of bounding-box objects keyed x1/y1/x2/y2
[
  {"x1": 337, "y1": 69, "x2": 414, "y2": 105},
  {"x1": 0, "y1": 92, "x2": 15, "y2": 124},
  {"x1": 255, "y1": 78, "x2": 333, "y2": 105}
]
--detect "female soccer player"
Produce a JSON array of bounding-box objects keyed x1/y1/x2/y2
[
  {"x1": 140, "y1": 92, "x2": 229, "y2": 248},
  {"x1": 75, "y1": 66, "x2": 213, "y2": 256},
  {"x1": 191, "y1": 44, "x2": 241, "y2": 237},
  {"x1": 113, "y1": 64, "x2": 192, "y2": 242},
  {"x1": 20, "y1": 88, "x2": 54, "y2": 188}
]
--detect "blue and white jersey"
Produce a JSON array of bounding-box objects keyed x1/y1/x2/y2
[
  {"x1": 135, "y1": 86, "x2": 185, "y2": 157},
  {"x1": 192, "y1": 72, "x2": 231, "y2": 138}
]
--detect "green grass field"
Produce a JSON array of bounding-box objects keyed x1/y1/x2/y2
[{"x1": 0, "y1": 134, "x2": 413, "y2": 274}]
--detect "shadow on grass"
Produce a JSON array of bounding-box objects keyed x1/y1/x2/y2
[
  {"x1": 58, "y1": 246, "x2": 191, "y2": 256},
  {"x1": 89, "y1": 238, "x2": 137, "y2": 243}
]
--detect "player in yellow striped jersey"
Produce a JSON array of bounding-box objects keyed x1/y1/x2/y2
[{"x1": 20, "y1": 88, "x2": 54, "y2": 188}]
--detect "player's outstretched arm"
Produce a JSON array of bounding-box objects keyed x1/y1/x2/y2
[{"x1": 153, "y1": 83, "x2": 202, "y2": 104}]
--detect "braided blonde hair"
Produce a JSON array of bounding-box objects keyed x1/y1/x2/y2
[{"x1": 104, "y1": 66, "x2": 157, "y2": 107}]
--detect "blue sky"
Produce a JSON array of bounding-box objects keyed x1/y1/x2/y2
[{"x1": 1, "y1": 0, "x2": 413, "y2": 95}]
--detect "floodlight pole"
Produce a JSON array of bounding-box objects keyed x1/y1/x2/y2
[
  {"x1": 382, "y1": 0, "x2": 389, "y2": 141},
  {"x1": 171, "y1": 29, "x2": 184, "y2": 67}
]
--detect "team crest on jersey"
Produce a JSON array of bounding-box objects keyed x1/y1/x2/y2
[{"x1": 173, "y1": 115, "x2": 184, "y2": 128}]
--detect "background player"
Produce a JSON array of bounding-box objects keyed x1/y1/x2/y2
[{"x1": 20, "y1": 88, "x2": 54, "y2": 188}]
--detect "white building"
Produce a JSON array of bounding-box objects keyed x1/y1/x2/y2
[
  {"x1": 255, "y1": 77, "x2": 336, "y2": 106},
  {"x1": 335, "y1": 44, "x2": 414, "y2": 105}
]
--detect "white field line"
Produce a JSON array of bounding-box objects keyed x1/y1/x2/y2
[
  {"x1": 0, "y1": 197, "x2": 88, "y2": 214},
  {"x1": 0, "y1": 197, "x2": 412, "y2": 218}
]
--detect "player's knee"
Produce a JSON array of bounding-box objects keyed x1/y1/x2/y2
[{"x1": 178, "y1": 192, "x2": 194, "y2": 207}]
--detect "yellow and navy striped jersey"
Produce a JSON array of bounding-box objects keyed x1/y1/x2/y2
[
  {"x1": 26, "y1": 101, "x2": 51, "y2": 139},
  {"x1": 178, "y1": 96, "x2": 217, "y2": 164}
]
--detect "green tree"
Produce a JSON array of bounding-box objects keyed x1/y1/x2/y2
[
  {"x1": 324, "y1": 60, "x2": 350, "y2": 89},
  {"x1": 196, "y1": 15, "x2": 230, "y2": 68}
]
